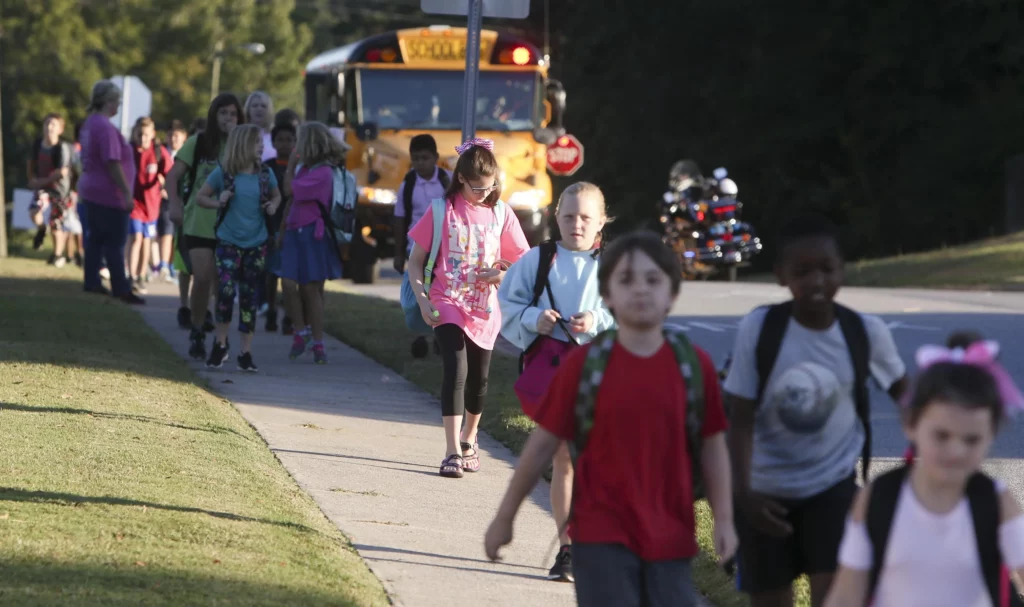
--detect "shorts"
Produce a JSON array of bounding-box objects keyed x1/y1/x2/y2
[
  {"x1": 131, "y1": 219, "x2": 158, "y2": 238},
  {"x1": 734, "y1": 474, "x2": 857, "y2": 594},
  {"x1": 572, "y1": 543, "x2": 699, "y2": 607},
  {"x1": 182, "y1": 234, "x2": 218, "y2": 251}
]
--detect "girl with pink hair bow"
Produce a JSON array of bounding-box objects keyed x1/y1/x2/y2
[{"x1": 825, "y1": 331, "x2": 1024, "y2": 607}]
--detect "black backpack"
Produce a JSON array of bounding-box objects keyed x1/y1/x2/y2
[
  {"x1": 867, "y1": 465, "x2": 1023, "y2": 606},
  {"x1": 398, "y1": 168, "x2": 451, "y2": 234},
  {"x1": 751, "y1": 301, "x2": 874, "y2": 481}
]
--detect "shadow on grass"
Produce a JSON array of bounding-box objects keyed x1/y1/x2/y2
[
  {"x1": 0, "y1": 276, "x2": 194, "y2": 385},
  {"x1": 0, "y1": 556, "x2": 366, "y2": 607},
  {"x1": 0, "y1": 487, "x2": 319, "y2": 534},
  {"x1": 0, "y1": 402, "x2": 252, "y2": 441}
]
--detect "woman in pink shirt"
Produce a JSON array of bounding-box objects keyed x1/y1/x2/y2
[
  {"x1": 276, "y1": 122, "x2": 354, "y2": 365},
  {"x1": 406, "y1": 139, "x2": 530, "y2": 478},
  {"x1": 78, "y1": 80, "x2": 144, "y2": 305}
]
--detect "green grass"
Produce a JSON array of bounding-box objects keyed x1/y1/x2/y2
[
  {"x1": 322, "y1": 285, "x2": 758, "y2": 607},
  {"x1": 844, "y1": 231, "x2": 1024, "y2": 290},
  {"x1": 0, "y1": 256, "x2": 390, "y2": 606}
]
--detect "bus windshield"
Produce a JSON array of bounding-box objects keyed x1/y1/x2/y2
[{"x1": 358, "y1": 69, "x2": 540, "y2": 132}]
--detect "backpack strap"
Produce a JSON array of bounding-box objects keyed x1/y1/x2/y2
[
  {"x1": 213, "y1": 162, "x2": 234, "y2": 233},
  {"x1": 966, "y1": 472, "x2": 1015, "y2": 607},
  {"x1": 438, "y1": 168, "x2": 451, "y2": 190},
  {"x1": 866, "y1": 465, "x2": 910, "y2": 601},
  {"x1": 835, "y1": 304, "x2": 872, "y2": 481},
  {"x1": 665, "y1": 329, "x2": 705, "y2": 498},
  {"x1": 400, "y1": 170, "x2": 417, "y2": 233},
  {"x1": 754, "y1": 301, "x2": 793, "y2": 404},
  {"x1": 182, "y1": 132, "x2": 205, "y2": 200},
  {"x1": 494, "y1": 200, "x2": 508, "y2": 230},
  {"x1": 529, "y1": 240, "x2": 559, "y2": 308},
  {"x1": 422, "y1": 198, "x2": 446, "y2": 291}
]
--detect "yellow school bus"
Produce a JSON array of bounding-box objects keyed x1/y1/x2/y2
[{"x1": 304, "y1": 25, "x2": 567, "y2": 283}]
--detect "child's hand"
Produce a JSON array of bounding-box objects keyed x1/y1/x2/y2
[
  {"x1": 218, "y1": 190, "x2": 233, "y2": 207},
  {"x1": 738, "y1": 491, "x2": 793, "y2": 537},
  {"x1": 568, "y1": 311, "x2": 594, "y2": 334},
  {"x1": 714, "y1": 520, "x2": 739, "y2": 565},
  {"x1": 418, "y1": 297, "x2": 441, "y2": 327},
  {"x1": 475, "y1": 267, "x2": 503, "y2": 285},
  {"x1": 536, "y1": 309, "x2": 561, "y2": 336},
  {"x1": 262, "y1": 199, "x2": 279, "y2": 216},
  {"x1": 484, "y1": 515, "x2": 514, "y2": 562}
]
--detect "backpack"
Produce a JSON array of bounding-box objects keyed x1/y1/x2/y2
[
  {"x1": 213, "y1": 163, "x2": 273, "y2": 234},
  {"x1": 399, "y1": 168, "x2": 451, "y2": 234},
  {"x1": 181, "y1": 132, "x2": 206, "y2": 201},
  {"x1": 297, "y1": 163, "x2": 356, "y2": 248},
  {"x1": 421, "y1": 197, "x2": 508, "y2": 292},
  {"x1": 866, "y1": 465, "x2": 1023, "y2": 607},
  {"x1": 743, "y1": 301, "x2": 874, "y2": 481},
  {"x1": 569, "y1": 328, "x2": 707, "y2": 499}
]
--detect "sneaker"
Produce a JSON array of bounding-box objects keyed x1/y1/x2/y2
[
  {"x1": 265, "y1": 311, "x2": 278, "y2": 333},
  {"x1": 289, "y1": 334, "x2": 309, "y2": 360},
  {"x1": 312, "y1": 343, "x2": 327, "y2": 365},
  {"x1": 73, "y1": 252, "x2": 83, "y2": 268},
  {"x1": 237, "y1": 352, "x2": 259, "y2": 372},
  {"x1": 281, "y1": 316, "x2": 295, "y2": 336},
  {"x1": 84, "y1": 285, "x2": 111, "y2": 296},
  {"x1": 99, "y1": 267, "x2": 111, "y2": 281},
  {"x1": 257, "y1": 302, "x2": 270, "y2": 317},
  {"x1": 32, "y1": 227, "x2": 46, "y2": 250},
  {"x1": 203, "y1": 310, "x2": 216, "y2": 333},
  {"x1": 188, "y1": 329, "x2": 206, "y2": 360},
  {"x1": 547, "y1": 545, "x2": 574, "y2": 582},
  {"x1": 177, "y1": 307, "x2": 191, "y2": 329},
  {"x1": 46, "y1": 253, "x2": 57, "y2": 266},
  {"x1": 132, "y1": 278, "x2": 148, "y2": 295},
  {"x1": 117, "y1": 292, "x2": 146, "y2": 305},
  {"x1": 167, "y1": 266, "x2": 178, "y2": 281},
  {"x1": 53, "y1": 256, "x2": 67, "y2": 268},
  {"x1": 206, "y1": 340, "x2": 229, "y2": 369},
  {"x1": 159, "y1": 266, "x2": 172, "y2": 283},
  {"x1": 411, "y1": 336, "x2": 429, "y2": 359}
]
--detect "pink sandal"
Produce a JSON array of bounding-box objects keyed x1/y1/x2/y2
[
  {"x1": 461, "y1": 441, "x2": 481, "y2": 473},
  {"x1": 440, "y1": 454, "x2": 464, "y2": 478}
]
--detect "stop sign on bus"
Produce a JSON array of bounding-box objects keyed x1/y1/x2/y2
[{"x1": 546, "y1": 134, "x2": 584, "y2": 176}]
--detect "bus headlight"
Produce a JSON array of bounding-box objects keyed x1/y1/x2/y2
[
  {"x1": 507, "y1": 189, "x2": 545, "y2": 213},
  {"x1": 361, "y1": 187, "x2": 397, "y2": 205}
]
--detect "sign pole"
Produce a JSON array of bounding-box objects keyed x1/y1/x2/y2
[{"x1": 459, "y1": 0, "x2": 483, "y2": 143}]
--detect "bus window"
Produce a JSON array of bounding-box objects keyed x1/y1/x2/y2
[
  {"x1": 305, "y1": 73, "x2": 332, "y2": 124},
  {"x1": 357, "y1": 69, "x2": 540, "y2": 132}
]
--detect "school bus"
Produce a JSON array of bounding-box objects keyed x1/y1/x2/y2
[{"x1": 304, "y1": 25, "x2": 567, "y2": 283}]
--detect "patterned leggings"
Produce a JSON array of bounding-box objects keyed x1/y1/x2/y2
[{"x1": 215, "y1": 242, "x2": 267, "y2": 334}]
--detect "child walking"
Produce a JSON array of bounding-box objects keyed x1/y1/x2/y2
[
  {"x1": 195, "y1": 124, "x2": 281, "y2": 371},
  {"x1": 261, "y1": 121, "x2": 296, "y2": 334},
  {"x1": 276, "y1": 121, "x2": 351, "y2": 364},
  {"x1": 406, "y1": 138, "x2": 530, "y2": 478},
  {"x1": 128, "y1": 117, "x2": 172, "y2": 294},
  {"x1": 485, "y1": 230, "x2": 737, "y2": 606},
  {"x1": 824, "y1": 332, "x2": 1024, "y2": 607},
  {"x1": 723, "y1": 214, "x2": 909, "y2": 607},
  {"x1": 496, "y1": 181, "x2": 615, "y2": 582}
]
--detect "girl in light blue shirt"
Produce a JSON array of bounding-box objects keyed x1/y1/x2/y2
[{"x1": 498, "y1": 181, "x2": 615, "y2": 583}]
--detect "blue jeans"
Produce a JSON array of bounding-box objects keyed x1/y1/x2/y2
[
  {"x1": 82, "y1": 201, "x2": 131, "y2": 296},
  {"x1": 78, "y1": 201, "x2": 108, "y2": 270}
]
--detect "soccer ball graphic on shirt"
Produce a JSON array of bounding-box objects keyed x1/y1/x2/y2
[{"x1": 767, "y1": 361, "x2": 841, "y2": 433}]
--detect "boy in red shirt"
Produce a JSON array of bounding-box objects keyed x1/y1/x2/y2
[
  {"x1": 485, "y1": 230, "x2": 737, "y2": 606},
  {"x1": 128, "y1": 117, "x2": 171, "y2": 294}
]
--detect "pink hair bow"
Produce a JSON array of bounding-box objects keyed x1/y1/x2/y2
[
  {"x1": 455, "y1": 138, "x2": 494, "y2": 155},
  {"x1": 914, "y1": 341, "x2": 1024, "y2": 415}
]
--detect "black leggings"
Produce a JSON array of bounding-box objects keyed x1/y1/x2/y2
[{"x1": 434, "y1": 323, "x2": 492, "y2": 417}]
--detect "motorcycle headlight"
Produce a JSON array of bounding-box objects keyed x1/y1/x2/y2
[{"x1": 361, "y1": 188, "x2": 397, "y2": 205}]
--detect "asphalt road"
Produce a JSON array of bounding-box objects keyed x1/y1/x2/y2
[{"x1": 348, "y1": 263, "x2": 1024, "y2": 495}]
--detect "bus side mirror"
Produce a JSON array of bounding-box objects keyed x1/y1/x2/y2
[
  {"x1": 533, "y1": 127, "x2": 557, "y2": 145},
  {"x1": 336, "y1": 72, "x2": 345, "y2": 97},
  {"x1": 546, "y1": 79, "x2": 566, "y2": 131},
  {"x1": 355, "y1": 122, "x2": 379, "y2": 142}
]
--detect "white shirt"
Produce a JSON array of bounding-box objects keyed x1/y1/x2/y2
[{"x1": 838, "y1": 479, "x2": 1024, "y2": 606}]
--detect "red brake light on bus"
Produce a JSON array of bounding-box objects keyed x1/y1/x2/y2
[
  {"x1": 511, "y1": 46, "x2": 530, "y2": 65},
  {"x1": 366, "y1": 49, "x2": 382, "y2": 61}
]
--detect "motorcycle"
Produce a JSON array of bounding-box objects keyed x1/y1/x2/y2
[{"x1": 659, "y1": 165, "x2": 762, "y2": 281}]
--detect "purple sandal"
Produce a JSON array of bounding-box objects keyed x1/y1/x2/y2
[
  {"x1": 461, "y1": 441, "x2": 481, "y2": 473},
  {"x1": 440, "y1": 454, "x2": 465, "y2": 478}
]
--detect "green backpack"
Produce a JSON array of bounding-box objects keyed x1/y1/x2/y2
[{"x1": 569, "y1": 328, "x2": 707, "y2": 499}]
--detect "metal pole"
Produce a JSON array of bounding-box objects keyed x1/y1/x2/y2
[
  {"x1": 0, "y1": 69, "x2": 7, "y2": 258},
  {"x1": 121, "y1": 76, "x2": 131, "y2": 137},
  {"x1": 460, "y1": 0, "x2": 483, "y2": 143},
  {"x1": 543, "y1": 0, "x2": 551, "y2": 65},
  {"x1": 211, "y1": 41, "x2": 225, "y2": 101}
]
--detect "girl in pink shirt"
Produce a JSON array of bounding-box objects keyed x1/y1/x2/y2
[{"x1": 407, "y1": 139, "x2": 530, "y2": 479}]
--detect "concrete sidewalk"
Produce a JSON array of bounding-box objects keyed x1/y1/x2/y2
[{"x1": 135, "y1": 281, "x2": 576, "y2": 607}]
